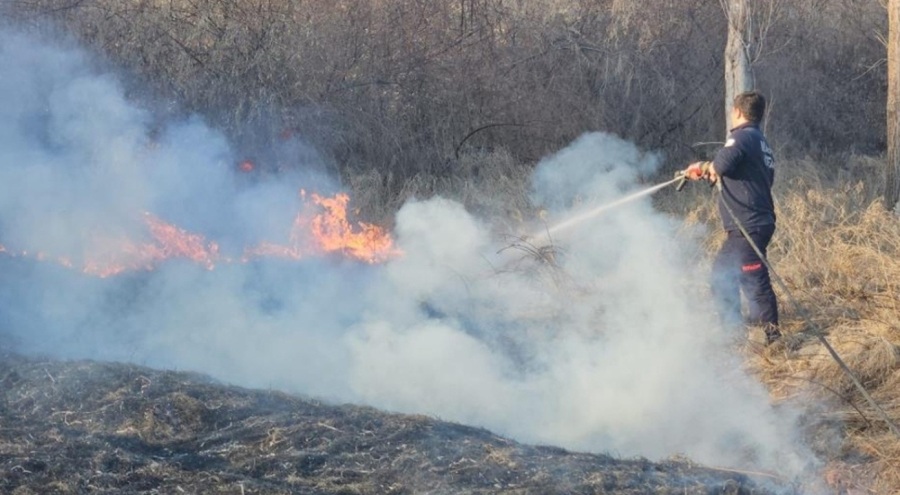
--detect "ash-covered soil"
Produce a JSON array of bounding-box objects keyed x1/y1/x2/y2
[{"x1": 0, "y1": 355, "x2": 785, "y2": 494}]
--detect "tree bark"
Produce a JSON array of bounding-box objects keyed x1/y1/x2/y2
[
  {"x1": 886, "y1": 0, "x2": 900, "y2": 210},
  {"x1": 724, "y1": 0, "x2": 754, "y2": 133}
]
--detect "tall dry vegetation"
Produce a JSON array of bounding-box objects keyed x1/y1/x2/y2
[
  {"x1": 672, "y1": 156, "x2": 900, "y2": 494},
  {"x1": 675, "y1": 156, "x2": 900, "y2": 492},
  {"x1": 753, "y1": 158, "x2": 900, "y2": 493}
]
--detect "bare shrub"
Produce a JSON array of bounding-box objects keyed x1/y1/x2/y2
[
  {"x1": 345, "y1": 148, "x2": 531, "y2": 231},
  {"x1": 2, "y1": 0, "x2": 886, "y2": 197},
  {"x1": 755, "y1": 1, "x2": 886, "y2": 155},
  {"x1": 2, "y1": 1, "x2": 721, "y2": 182}
]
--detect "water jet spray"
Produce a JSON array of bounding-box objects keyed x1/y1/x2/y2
[{"x1": 531, "y1": 174, "x2": 684, "y2": 242}]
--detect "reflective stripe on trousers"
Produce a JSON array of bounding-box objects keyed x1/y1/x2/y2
[{"x1": 710, "y1": 224, "x2": 779, "y2": 328}]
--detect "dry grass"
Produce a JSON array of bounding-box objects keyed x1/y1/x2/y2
[
  {"x1": 678, "y1": 156, "x2": 900, "y2": 494},
  {"x1": 0, "y1": 355, "x2": 782, "y2": 494},
  {"x1": 345, "y1": 149, "x2": 534, "y2": 231}
]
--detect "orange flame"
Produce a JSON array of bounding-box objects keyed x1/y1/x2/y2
[
  {"x1": 243, "y1": 190, "x2": 398, "y2": 264},
  {"x1": 0, "y1": 191, "x2": 397, "y2": 277},
  {"x1": 309, "y1": 192, "x2": 396, "y2": 263},
  {"x1": 78, "y1": 214, "x2": 221, "y2": 278},
  {"x1": 144, "y1": 213, "x2": 220, "y2": 268}
]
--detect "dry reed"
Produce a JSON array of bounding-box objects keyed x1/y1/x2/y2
[{"x1": 681, "y1": 156, "x2": 900, "y2": 493}]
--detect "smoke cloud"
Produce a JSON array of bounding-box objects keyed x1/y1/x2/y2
[{"x1": 0, "y1": 29, "x2": 822, "y2": 483}]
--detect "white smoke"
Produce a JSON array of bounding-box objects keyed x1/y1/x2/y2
[
  {"x1": 0, "y1": 29, "x2": 821, "y2": 482},
  {"x1": 348, "y1": 149, "x2": 812, "y2": 474}
]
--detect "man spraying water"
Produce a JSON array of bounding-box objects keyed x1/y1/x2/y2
[
  {"x1": 683, "y1": 91, "x2": 781, "y2": 345},
  {"x1": 525, "y1": 93, "x2": 780, "y2": 348}
]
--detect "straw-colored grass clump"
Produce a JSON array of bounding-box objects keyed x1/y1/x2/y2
[{"x1": 688, "y1": 157, "x2": 900, "y2": 493}]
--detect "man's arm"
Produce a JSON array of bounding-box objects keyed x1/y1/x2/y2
[{"x1": 712, "y1": 138, "x2": 745, "y2": 177}]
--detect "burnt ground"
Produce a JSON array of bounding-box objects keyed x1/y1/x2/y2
[{"x1": 0, "y1": 355, "x2": 790, "y2": 494}]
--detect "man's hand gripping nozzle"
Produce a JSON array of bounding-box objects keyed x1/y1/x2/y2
[{"x1": 676, "y1": 161, "x2": 717, "y2": 191}]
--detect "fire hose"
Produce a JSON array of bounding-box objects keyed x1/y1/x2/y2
[{"x1": 676, "y1": 172, "x2": 900, "y2": 439}]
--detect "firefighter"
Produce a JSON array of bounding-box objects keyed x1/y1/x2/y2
[{"x1": 684, "y1": 91, "x2": 781, "y2": 345}]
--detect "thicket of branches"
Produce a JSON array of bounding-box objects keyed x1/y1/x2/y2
[{"x1": 2, "y1": 1, "x2": 887, "y2": 188}]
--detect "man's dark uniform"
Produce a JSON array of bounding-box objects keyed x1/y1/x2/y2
[{"x1": 711, "y1": 122, "x2": 779, "y2": 342}]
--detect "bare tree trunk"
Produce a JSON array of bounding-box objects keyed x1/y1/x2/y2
[
  {"x1": 886, "y1": 0, "x2": 900, "y2": 210},
  {"x1": 723, "y1": 0, "x2": 754, "y2": 133}
]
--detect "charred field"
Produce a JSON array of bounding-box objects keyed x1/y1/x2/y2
[{"x1": 0, "y1": 355, "x2": 789, "y2": 495}]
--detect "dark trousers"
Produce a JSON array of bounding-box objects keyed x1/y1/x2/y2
[{"x1": 711, "y1": 225, "x2": 779, "y2": 331}]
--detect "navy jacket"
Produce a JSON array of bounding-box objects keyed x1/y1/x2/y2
[{"x1": 712, "y1": 122, "x2": 776, "y2": 232}]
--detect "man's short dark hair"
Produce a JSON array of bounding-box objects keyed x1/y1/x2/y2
[{"x1": 733, "y1": 91, "x2": 766, "y2": 123}]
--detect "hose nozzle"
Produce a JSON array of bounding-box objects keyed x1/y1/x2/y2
[{"x1": 674, "y1": 170, "x2": 688, "y2": 192}]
